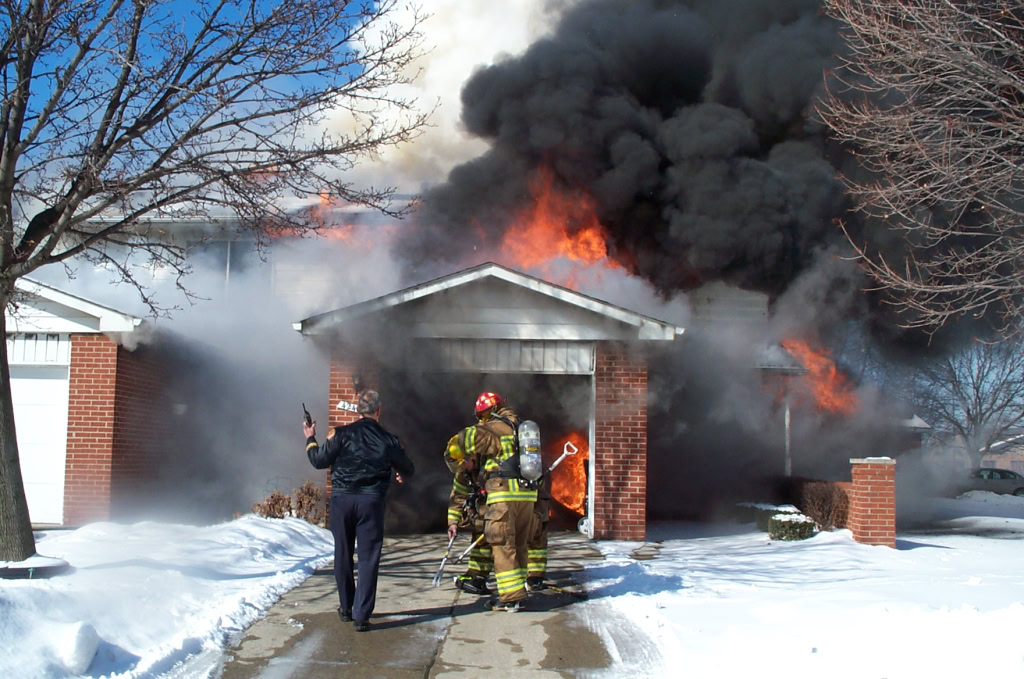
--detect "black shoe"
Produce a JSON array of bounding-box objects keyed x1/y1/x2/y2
[
  {"x1": 353, "y1": 620, "x2": 370, "y2": 632},
  {"x1": 338, "y1": 607, "x2": 352, "y2": 622},
  {"x1": 454, "y1": 575, "x2": 491, "y2": 595},
  {"x1": 485, "y1": 598, "x2": 521, "y2": 612},
  {"x1": 526, "y1": 577, "x2": 546, "y2": 592}
]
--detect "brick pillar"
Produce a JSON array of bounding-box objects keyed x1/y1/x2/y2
[
  {"x1": 848, "y1": 458, "x2": 896, "y2": 547},
  {"x1": 64, "y1": 334, "x2": 118, "y2": 524},
  {"x1": 111, "y1": 345, "x2": 170, "y2": 517},
  {"x1": 324, "y1": 350, "x2": 381, "y2": 499},
  {"x1": 593, "y1": 342, "x2": 647, "y2": 541}
]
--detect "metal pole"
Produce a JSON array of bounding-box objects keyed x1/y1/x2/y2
[{"x1": 784, "y1": 395, "x2": 792, "y2": 477}]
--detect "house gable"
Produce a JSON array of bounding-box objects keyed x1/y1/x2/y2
[
  {"x1": 293, "y1": 262, "x2": 684, "y2": 341},
  {"x1": 7, "y1": 279, "x2": 143, "y2": 334}
]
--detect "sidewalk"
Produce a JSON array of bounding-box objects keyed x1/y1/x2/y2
[{"x1": 218, "y1": 531, "x2": 610, "y2": 678}]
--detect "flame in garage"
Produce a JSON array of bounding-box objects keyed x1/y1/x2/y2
[
  {"x1": 781, "y1": 339, "x2": 858, "y2": 415},
  {"x1": 500, "y1": 168, "x2": 622, "y2": 287},
  {"x1": 550, "y1": 431, "x2": 590, "y2": 515}
]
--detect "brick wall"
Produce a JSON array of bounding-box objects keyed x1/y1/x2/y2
[
  {"x1": 110, "y1": 345, "x2": 171, "y2": 516},
  {"x1": 593, "y1": 342, "x2": 647, "y2": 541},
  {"x1": 63, "y1": 335, "x2": 172, "y2": 524},
  {"x1": 847, "y1": 458, "x2": 896, "y2": 547},
  {"x1": 64, "y1": 334, "x2": 119, "y2": 524}
]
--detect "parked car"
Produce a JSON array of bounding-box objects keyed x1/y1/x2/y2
[{"x1": 961, "y1": 468, "x2": 1024, "y2": 496}]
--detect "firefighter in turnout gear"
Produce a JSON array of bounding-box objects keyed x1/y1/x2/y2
[
  {"x1": 450, "y1": 392, "x2": 537, "y2": 611},
  {"x1": 444, "y1": 434, "x2": 492, "y2": 595},
  {"x1": 526, "y1": 469, "x2": 551, "y2": 591}
]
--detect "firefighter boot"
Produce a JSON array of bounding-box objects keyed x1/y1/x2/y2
[
  {"x1": 454, "y1": 574, "x2": 491, "y2": 595},
  {"x1": 526, "y1": 576, "x2": 546, "y2": 592},
  {"x1": 485, "y1": 598, "x2": 521, "y2": 612}
]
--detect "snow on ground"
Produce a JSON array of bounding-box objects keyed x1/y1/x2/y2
[
  {"x1": 577, "y1": 493, "x2": 1024, "y2": 679},
  {"x1": 2, "y1": 494, "x2": 1023, "y2": 678},
  {"x1": 0, "y1": 517, "x2": 332, "y2": 679}
]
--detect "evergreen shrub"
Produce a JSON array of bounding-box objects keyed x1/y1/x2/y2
[
  {"x1": 754, "y1": 504, "x2": 800, "y2": 531},
  {"x1": 768, "y1": 512, "x2": 817, "y2": 541}
]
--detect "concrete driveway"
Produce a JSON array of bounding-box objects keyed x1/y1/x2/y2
[{"x1": 218, "y1": 531, "x2": 616, "y2": 678}]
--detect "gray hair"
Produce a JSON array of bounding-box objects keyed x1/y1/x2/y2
[{"x1": 357, "y1": 390, "x2": 381, "y2": 415}]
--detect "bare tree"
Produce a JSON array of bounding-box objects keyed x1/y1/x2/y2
[
  {"x1": 912, "y1": 337, "x2": 1024, "y2": 468},
  {"x1": 818, "y1": 1, "x2": 1024, "y2": 335},
  {"x1": 0, "y1": 0, "x2": 430, "y2": 561}
]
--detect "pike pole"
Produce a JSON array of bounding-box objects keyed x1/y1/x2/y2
[
  {"x1": 453, "y1": 534, "x2": 484, "y2": 564},
  {"x1": 431, "y1": 533, "x2": 457, "y2": 587},
  {"x1": 547, "y1": 440, "x2": 579, "y2": 474}
]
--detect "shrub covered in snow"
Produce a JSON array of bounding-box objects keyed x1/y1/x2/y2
[
  {"x1": 768, "y1": 512, "x2": 817, "y2": 541},
  {"x1": 751, "y1": 504, "x2": 800, "y2": 532}
]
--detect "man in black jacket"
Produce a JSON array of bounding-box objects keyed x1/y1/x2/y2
[{"x1": 303, "y1": 390, "x2": 414, "y2": 632}]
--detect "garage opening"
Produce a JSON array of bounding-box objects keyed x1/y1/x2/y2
[{"x1": 378, "y1": 367, "x2": 592, "y2": 534}]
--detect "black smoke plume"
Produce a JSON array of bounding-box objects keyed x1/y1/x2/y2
[
  {"x1": 393, "y1": 0, "x2": 960, "y2": 521},
  {"x1": 398, "y1": 0, "x2": 858, "y2": 307}
]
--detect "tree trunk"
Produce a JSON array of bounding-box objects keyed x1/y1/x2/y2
[
  {"x1": 0, "y1": 292, "x2": 37, "y2": 561},
  {"x1": 967, "y1": 446, "x2": 984, "y2": 471}
]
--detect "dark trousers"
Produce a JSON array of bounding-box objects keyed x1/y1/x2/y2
[{"x1": 329, "y1": 493, "x2": 386, "y2": 623}]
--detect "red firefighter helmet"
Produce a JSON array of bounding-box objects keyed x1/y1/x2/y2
[{"x1": 475, "y1": 391, "x2": 503, "y2": 414}]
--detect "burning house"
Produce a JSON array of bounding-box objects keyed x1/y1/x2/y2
[{"x1": 294, "y1": 261, "x2": 683, "y2": 541}]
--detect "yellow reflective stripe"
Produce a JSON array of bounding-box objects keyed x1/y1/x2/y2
[
  {"x1": 499, "y1": 434, "x2": 516, "y2": 459},
  {"x1": 486, "y1": 478, "x2": 538, "y2": 503},
  {"x1": 305, "y1": 441, "x2": 318, "y2": 452},
  {"x1": 486, "y1": 491, "x2": 536, "y2": 503},
  {"x1": 527, "y1": 548, "x2": 547, "y2": 573},
  {"x1": 468, "y1": 550, "x2": 493, "y2": 572},
  {"x1": 494, "y1": 568, "x2": 527, "y2": 594},
  {"x1": 452, "y1": 479, "x2": 470, "y2": 494},
  {"x1": 447, "y1": 509, "x2": 461, "y2": 521}
]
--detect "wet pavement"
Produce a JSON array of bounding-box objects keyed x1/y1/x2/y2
[{"x1": 217, "y1": 531, "x2": 616, "y2": 678}]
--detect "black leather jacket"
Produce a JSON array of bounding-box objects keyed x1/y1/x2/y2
[{"x1": 306, "y1": 417, "x2": 415, "y2": 496}]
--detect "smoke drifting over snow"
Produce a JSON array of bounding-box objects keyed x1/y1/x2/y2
[{"x1": 31, "y1": 232, "x2": 408, "y2": 523}]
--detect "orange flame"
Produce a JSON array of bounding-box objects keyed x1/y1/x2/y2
[
  {"x1": 499, "y1": 168, "x2": 621, "y2": 287},
  {"x1": 781, "y1": 339, "x2": 858, "y2": 415},
  {"x1": 549, "y1": 431, "x2": 590, "y2": 515}
]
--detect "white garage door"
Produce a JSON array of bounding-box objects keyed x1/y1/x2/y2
[{"x1": 11, "y1": 363, "x2": 70, "y2": 525}]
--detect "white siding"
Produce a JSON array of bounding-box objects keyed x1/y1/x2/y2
[
  {"x1": 400, "y1": 280, "x2": 638, "y2": 341},
  {"x1": 425, "y1": 339, "x2": 595, "y2": 375}
]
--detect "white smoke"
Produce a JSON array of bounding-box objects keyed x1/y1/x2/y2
[{"x1": 329, "y1": 0, "x2": 579, "y2": 194}]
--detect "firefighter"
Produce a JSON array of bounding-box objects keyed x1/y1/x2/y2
[
  {"x1": 444, "y1": 434, "x2": 492, "y2": 595},
  {"x1": 449, "y1": 391, "x2": 537, "y2": 611},
  {"x1": 526, "y1": 468, "x2": 551, "y2": 591}
]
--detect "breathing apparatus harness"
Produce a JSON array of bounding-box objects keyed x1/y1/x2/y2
[{"x1": 490, "y1": 413, "x2": 543, "y2": 490}]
